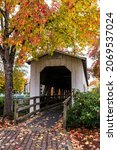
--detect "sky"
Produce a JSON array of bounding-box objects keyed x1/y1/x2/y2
[{"x1": 45, "y1": 0, "x2": 52, "y2": 5}]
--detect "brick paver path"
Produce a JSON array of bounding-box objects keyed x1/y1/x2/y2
[{"x1": 0, "y1": 105, "x2": 72, "y2": 150}]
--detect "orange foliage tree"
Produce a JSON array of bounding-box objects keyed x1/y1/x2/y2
[
  {"x1": 0, "y1": 0, "x2": 50, "y2": 117},
  {"x1": 88, "y1": 39, "x2": 100, "y2": 79}
]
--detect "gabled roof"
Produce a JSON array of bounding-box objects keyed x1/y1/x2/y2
[
  {"x1": 27, "y1": 50, "x2": 86, "y2": 64},
  {"x1": 27, "y1": 50, "x2": 88, "y2": 85}
]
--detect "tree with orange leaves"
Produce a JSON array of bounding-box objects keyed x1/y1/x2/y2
[
  {"x1": 0, "y1": 0, "x2": 50, "y2": 118},
  {"x1": 88, "y1": 38, "x2": 100, "y2": 79}
]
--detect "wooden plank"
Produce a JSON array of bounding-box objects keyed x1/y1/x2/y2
[
  {"x1": 14, "y1": 95, "x2": 69, "y2": 124},
  {"x1": 14, "y1": 96, "x2": 40, "y2": 123},
  {"x1": 17, "y1": 102, "x2": 63, "y2": 122},
  {"x1": 17, "y1": 102, "x2": 41, "y2": 112},
  {"x1": 17, "y1": 98, "x2": 51, "y2": 112},
  {"x1": 63, "y1": 96, "x2": 71, "y2": 105},
  {"x1": 40, "y1": 102, "x2": 63, "y2": 112},
  {"x1": 16, "y1": 109, "x2": 39, "y2": 122},
  {"x1": 13, "y1": 96, "x2": 41, "y2": 103},
  {"x1": 63, "y1": 95, "x2": 73, "y2": 129},
  {"x1": 14, "y1": 100, "x2": 18, "y2": 125},
  {"x1": 63, "y1": 103, "x2": 67, "y2": 129},
  {"x1": 33, "y1": 97, "x2": 36, "y2": 113}
]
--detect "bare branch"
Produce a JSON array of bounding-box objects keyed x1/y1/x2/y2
[
  {"x1": 0, "y1": 17, "x2": 4, "y2": 30},
  {"x1": 0, "y1": 45, "x2": 3, "y2": 52},
  {"x1": 10, "y1": 45, "x2": 16, "y2": 65},
  {"x1": 0, "y1": 8, "x2": 6, "y2": 19},
  {"x1": 8, "y1": 27, "x2": 15, "y2": 36},
  {"x1": 0, "y1": 45, "x2": 5, "y2": 60}
]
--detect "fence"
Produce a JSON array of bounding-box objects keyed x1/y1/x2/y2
[
  {"x1": 14, "y1": 95, "x2": 65, "y2": 124},
  {"x1": 14, "y1": 91, "x2": 74, "y2": 127},
  {"x1": 63, "y1": 90, "x2": 74, "y2": 129}
]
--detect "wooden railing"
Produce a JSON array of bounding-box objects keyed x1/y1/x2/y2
[
  {"x1": 63, "y1": 90, "x2": 74, "y2": 129},
  {"x1": 14, "y1": 95, "x2": 66, "y2": 125},
  {"x1": 14, "y1": 91, "x2": 74, "y2": 126}
]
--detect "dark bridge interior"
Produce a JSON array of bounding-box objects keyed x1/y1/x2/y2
[{"x1": 40, "y1": 66, "x2": 71, "y2": 106}]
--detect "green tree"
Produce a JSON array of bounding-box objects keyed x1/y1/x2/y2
[
  {"x1": 0, "y1": 70, "x2": 4, "y2": 93},
  {"x1": 0, "y1": 65, "x2": 27, "y2": 93},
  {"x1": 13, "y1": 67, "x2": 27, "y2": 93},
  {"x1": 42, "y1": 0, "x2": 100, "y2": 53}
]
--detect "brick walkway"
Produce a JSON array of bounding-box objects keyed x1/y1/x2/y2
[{"x1": 0, "y1": 106, "x2": 72, "y2": 150}]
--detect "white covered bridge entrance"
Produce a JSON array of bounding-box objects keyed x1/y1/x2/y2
[
  {"x1": 40, "y1": 66, "x2": 71, "y2": 97},
  {"x1": 14, "y1": 51, "x2": 88, "y2": 125},
  {"x1": 28, "y1": 50, "x2": 88, "y2": 110}
]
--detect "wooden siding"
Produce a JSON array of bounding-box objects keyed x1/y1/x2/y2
[{"x1": 30, "y1": 53, "x2": 87, "y2": 110}]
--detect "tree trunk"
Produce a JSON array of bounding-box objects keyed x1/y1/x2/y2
[
  {"x1": 0, "y1": 4, "x2": 16, "y2": 119},
  {"x1": 3, "y1": 62, "x2": 14, "y2": 118},
  {"x1": 0, "y1": 45, "x2": 16, "y2": 120}
]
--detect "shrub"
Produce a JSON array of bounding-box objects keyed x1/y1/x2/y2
[
  {"x1": 0, "y1": 97, "x2": 4, "y2": 116},
  {"x1": 67, "y1": 90, "x2": 100, "y2": 128},
  {"x1": 0, "y1": 97, "x2": 4, "y2": 105}
]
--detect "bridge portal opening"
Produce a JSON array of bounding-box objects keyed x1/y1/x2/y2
[{"x1": 40, "y1": 66, "x2": 71, "y2": 106}]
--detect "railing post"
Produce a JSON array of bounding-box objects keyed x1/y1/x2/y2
[
  {"x1": 63, "y1": 95, "x2": 73, "y2": 129},
  {"x1": 46, "y1": 96, "x2": 49, "y2": 107},
  {"x1": 63, "y1": 102, "x2": 67, "y2": 129},
  {"x1": 71, "y1": 89, "x2": 75, "y2": 105},
  {"x1": 14, "y1": 100, "x2": 18, "y2": 125},
  {"x1": 33, "y1": 97, "x2": 36, "y2": 114}
]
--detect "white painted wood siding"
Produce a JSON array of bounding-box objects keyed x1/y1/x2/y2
[{"x1": 30, "y1": 54, "x2": 87, "y2": 111}]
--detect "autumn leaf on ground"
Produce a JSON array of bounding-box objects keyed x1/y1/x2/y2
[{"x1": 68, "y1": 128, "x2": 100, "y2": 150}]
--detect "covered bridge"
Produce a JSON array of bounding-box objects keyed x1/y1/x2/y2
[{"x1": 28, "y1": 50, "x2": 88, "y2": 111}]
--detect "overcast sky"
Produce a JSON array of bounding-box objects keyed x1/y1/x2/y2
[{"x1": 45, "y1": 0, "x2": 52, "y2": 5}]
